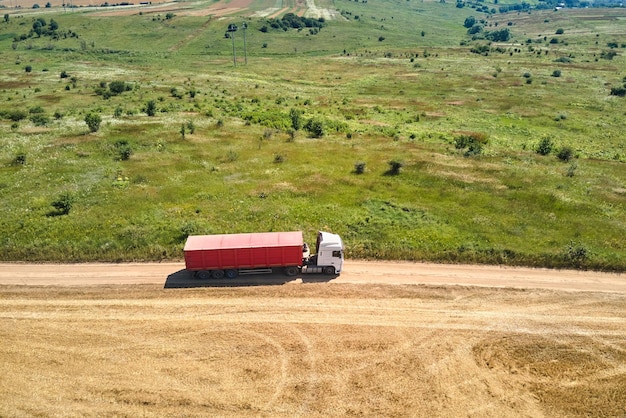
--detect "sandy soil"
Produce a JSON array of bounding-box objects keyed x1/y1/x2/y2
[
  {"x1": 1, "y1": 276, "x2": 624, "y2": 417},
  {"x1": 0, "y1": 260, "x2": 624, "y2": 292}
]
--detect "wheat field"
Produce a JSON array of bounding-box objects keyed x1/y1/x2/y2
[{"x1": 1, "y1": 283, "x2": 624, "y2": 417}]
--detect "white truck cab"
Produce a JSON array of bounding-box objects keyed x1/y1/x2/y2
[{"x1": 315, "y1": 231, "x2": 344, "y2": 274}]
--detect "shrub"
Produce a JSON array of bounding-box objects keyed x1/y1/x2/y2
[
  {"x1": 609, "y1": 86, "x2": 626, "y2": 97},
  {"x1": 289, "y1": 108, "x2": 303, "y2": 131},
  {"x1": 485, "y1": 28, "x2": 510, "y2": 42},
  {"x1": 552, "y1": 70, "x2": 561, "y2": 77},
  {"x1": 563, "y1": 241, "x2": 589, "y2": 266},
  {"x1": 50, "y1": 193, "x2": 74, "y2": 216},
  {"x1": 84, "y1": 112, "x2": 102, "y2": 133},
  {"x1": 454, "y1": 132, "x2": 486, "y2": 157},
  {"x1": 386, "y1": 160, "x2": 403, "y2": 175},
  {"x1": 114, "y1": 140, "x2": 133, "y2": 161},
  {"x1": 145, "y1": 100, "x2": 157, "y2": 117},
  {"x1": 109, "y1": 81, "x2": 129, "y2": 95},
  {"x1": 25, "y1": 65, "x2": 32, "y2": 73},
  {"x1": 463, "y1": 16, "x2": 476, "y2": 28},
  {"x1": 536, "y1": 137, "x2": 553, "y2": 155},
  {"x1": 467, "y1": 24, "x2": 483, "y2": 35},
  {"x1": 566, "y1": 162, "x2": 577, "y2": 177},
  {"x1": 226, "y1": 149, "x2": 238, "y2": 162},
  {"x1": 6, "y1": 110, "x2": 27, "y2": 122},
  {"x1": 354, "y1": 162, "x2": 366, "y2": 174},
  {"x1": 30, "y1": 114, "x2": 49, "y2": 126},
  {"x1": 555, "y1": 28, "x2": 564, "y2": 34},
  {"x1": 304, "y1": 118, "x2": 325, "y2": 138},
  {"x1": 557, "y1": 146, "x2": 574, "y2": 162},
  {"x1": 12, "y1": 153, "x2": 26, "y2": 166}
]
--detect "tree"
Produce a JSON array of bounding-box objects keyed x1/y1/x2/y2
[
  {"x1": 485, "y1": 28, "x2": 510, "y2": 42},
  {"x1": 467, "y1": 24, "x2": 482, "y2": 35},
  {"x1": 289, "y1": 108, "x2": 303, "y2": 131},
  {"x1": 4, "y1": 14, "x2": 9, "y2": 23},
  {"x1": 85, "y1": 112, "x2": 102, "y2": 133},
  {"x1": 464, "y1": 16, "x2": 476, "y2": 28},
  {"x1": 109, "y1": 81, "x2": 128, "y2": 95},
  {"x1": 145, "y1": 100, "x2": 157, "y2": 116},
  {"x1": 32, "y1": 19, "x2": 45, "y2": 36}
]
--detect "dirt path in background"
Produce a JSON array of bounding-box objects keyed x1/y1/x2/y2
[{"x1": 0, "y1": 261, "x2": 623, "y2": 292}]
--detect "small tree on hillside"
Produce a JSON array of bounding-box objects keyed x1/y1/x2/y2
[
  {"x1": 289, "y1": 108, "x2": 303, "y2": 131},
  {"x1": 85, "y1": 112, "x2": 101, "y2": 133},
  {"x1": 536, "y1": 137, "x2": 553, "y2": 156},
  {"x1": 145, "y1": 100, "x2": 157, "y2": 117}
]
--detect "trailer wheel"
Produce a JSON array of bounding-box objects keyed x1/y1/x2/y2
[
  {"x1": 196, "y1": 270, "x2": 211, "y2": 280},
  {"x1": 211, "y1": 270, "x2": 225, "y2": 279},
  {"x1": 323, "y1": 266, "x2": 335, "y2": 275},
  {"x1": 285, "y1": 266, "x2": 298, "y2": 276},
  {"x1": 225, "y1": 269, "x2": 238, "y2": 279}
]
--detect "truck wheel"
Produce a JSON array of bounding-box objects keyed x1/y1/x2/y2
[
  {"x1": 225, "y1": 269, "x2": 238, "y2": 279},
  {"x1": 285, "y1": 266, "x2": 298, "y2": 276},
  {"x1": 211, "y1": 270, "x2": 225, "y2": 279},
  {"x1": 196, "y1": 270, "x2": 211, "y2": 280},
  {"x1": 323, "y1": 266, "x2": 335, "y2": 275}
]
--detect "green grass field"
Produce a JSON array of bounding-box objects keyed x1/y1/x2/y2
[{"x1": 0, "y1": 0, "x2": 625, "y2": 270}]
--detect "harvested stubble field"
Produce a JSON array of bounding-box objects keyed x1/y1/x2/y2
[{"x1": 1, "y1": 283, "x2": 625, "y2": 417}]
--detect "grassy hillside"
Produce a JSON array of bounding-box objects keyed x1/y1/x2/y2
[{"x1": 0, "y1": 1, "x2": 625, "y2": 270}]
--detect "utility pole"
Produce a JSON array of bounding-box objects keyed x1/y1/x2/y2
[
  {"x1": 227, "y1": 24, "x2": 238, "y2": 67},
  {"x1": 242, "y1": 22, "x2": 248, "y2": 65}
]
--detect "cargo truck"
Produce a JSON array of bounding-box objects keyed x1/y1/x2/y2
[{"x1": 183, "y1": 231, "x2": 344, "y2": 279}]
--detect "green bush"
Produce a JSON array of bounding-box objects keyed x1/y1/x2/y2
[
  {"x1": 610, "y1": 86, "x2": 626, "y2": 97},
  {"x1": 50, "y1": 193, "x2": 74, "y2": 216},
  {"x1": 386, "y1": 160, "x2": 403, "y2": 175},
  {"x1": 85, "y1": 112, "x2": 102, "y2": 133},
  {"x1": 304, "y1": 118, "x2": 325, "y2": 138},
  {"x1": 12, "y1": 153, "x2": 26, "y2": 166},
  {"x1": 454, "y1": 133, "x2": 486, "y2": 157},
  {"x1": 557, "y1": 146, "x2": 574, "y2": 162},
  {"x1": 145, "y1": 100, "x2": 157, "y2": 117},
  {"x1": 536, "y1": 137, "x2": 554, "y2": 156},
  {"x1": 30, "y1": 113, "x2": 49, "y2": 126},
  {"x1": 114, "y1": 140, "x2": 133, "y2": 161}
]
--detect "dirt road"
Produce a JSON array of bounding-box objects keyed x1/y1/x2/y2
[{"x1": 0, "y1": 260, "x2": 623, "y2": 292}]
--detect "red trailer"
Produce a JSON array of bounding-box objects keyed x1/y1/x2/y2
[{"x1": 183, "y1": 231, "x2": 344, "y2": 279}]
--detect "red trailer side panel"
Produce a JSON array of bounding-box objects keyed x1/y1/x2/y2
[{"x1": 183, "y1": 231, "x2": 304, "y2": 271}]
